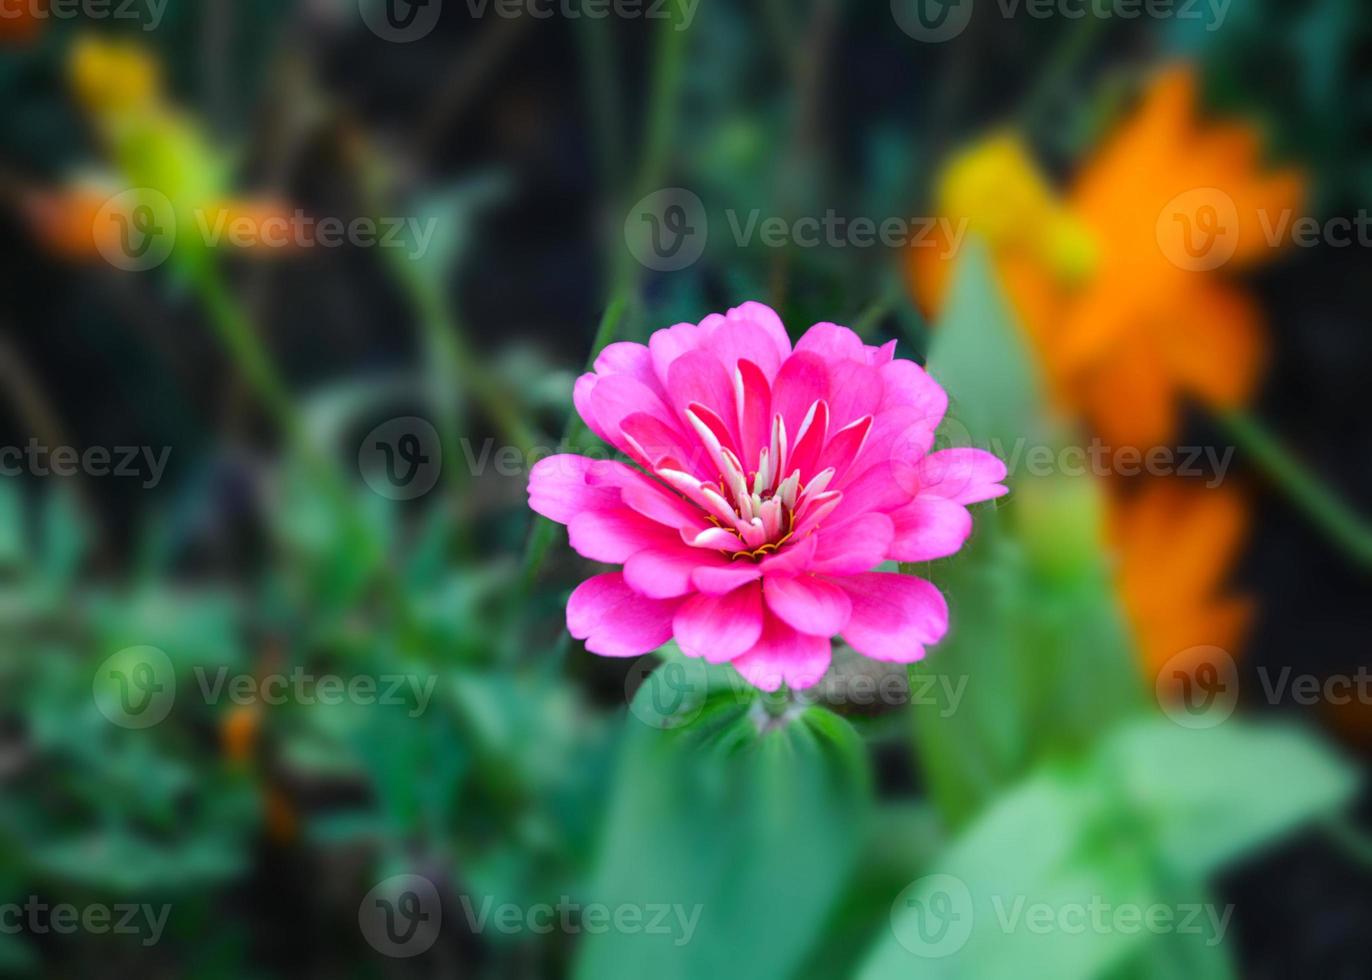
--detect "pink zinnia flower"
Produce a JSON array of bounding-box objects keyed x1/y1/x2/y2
[{"x1": 528, "y1": 302, "x2": 1007, "y2": 692}]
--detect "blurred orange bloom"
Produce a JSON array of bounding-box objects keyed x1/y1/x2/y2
[
  {"x1": 909, "y1": 66, "x2": 1304, "y2": 448},
  {"x1": 1108, "y1": 480, "x2": 1253, "y2": 682},
  {"x1": 18, "y1": 185, "x2": 297, "y2": 262},
  {"x1": 0, "y1": 0, "x2": 44, "y2": 45},
  {"x1": 221, "y1": 703, "x2": 262, "y2": 764}
]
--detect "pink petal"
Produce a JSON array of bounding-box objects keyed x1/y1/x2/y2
[
  {"x1": 568, "y1": 572, "x2": 682, "y2": 657},
  {"x1": 795, "y1": 321, "x2": 867, "y2": 363},
  {"x1": 624, "y1": 545, "x2": 718, "y2": 598},
  {"x1": 615, "y1": 469, "x2": 706, "y2": 531},
  {"x1": 809, "y1": 512, "x2": 894, "y2": 574},
  {"x1": 588, "y1": 373, "x2": 679, "y2": 454},
  {"x1": 710, "y1": 302, "x2": 792, "y2": 373},
  {"x1": 869, "y1": 339, "x2": 898, "y2": 365},
  {"x1": 763, "y1": 574, "x2": 852, "y2": 636},
  {"x1": 692, "y1": 562, "x2": 763, "y2": 594},
  {"x1": 567, "y1": 508, "x2": 677, "y2": 563},
  {"x1": 731, "y1": 611, "x2": 832, "y2": 691},
  {"x1": 527, "y1": 454, "x2": 616, "y2": 524},
  {"x1": 878, "y1": 356, "x2": 943, "y2": 436},
  {"x1": 668, "y1": 350, "x2": 739, "y2": 446},
  {"x1": 593, "y1": 341, "x2": 660, "y2": 394},
  {"x1": 840, "y1": 405, "x2": 929, "y2": 490},
  {"x1": 836, "y1": 572, "x2": 948, "y2": 663},
  {"x1": 816, "y1": 414, "x2": 873, "y2": 481},
  {"x1": 620, "y1": 412, "x2": 705, "y2": 475},
  {"x1": 673, "y1": 582, "x2": 765, "y2": 662},
  {"x1": 649, "y1": 322, "x2": 704, "y2": 391},
  {"x1": 824, "y1": 461, "x2": 908, "y2": 526},
  {"x1": 770, "y1": 352, "x2": 831, "y2": 438},
  {"x1": 825, "y1": 359, "x2": 883, "y2": 429},
  {"x1": 735, "y1": 359, "x2": 773, "y2": 469},
  {"x1": 887, "y1": 496, "x2": 974, "y2": 562},
  {"x1": 759, "y1": 534, "x2": 818, "y2": 575},
  {"x1": 913, "y1": 448, "x2": 1009, "y2": 504},
  {"x1": 681, "y1": 526, "x2": 749, "y2": 553},
  {"x1": 573, "y1": 374, "x2": 612, "y2": 444},
  {"x1": 786, "y1": 400, "x2": 829, "y2": 481}
]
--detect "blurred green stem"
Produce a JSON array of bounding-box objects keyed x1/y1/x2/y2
[
  {"x1": 1017, "y1": 13, "x2": 1106, "y2": 132},
  {"x1": 191, "y1": 258, "x2": 421, "y2": 632},
  {"x1": 1221, "y1": 409, "x2": 1372, "y2": 568},
  {"x1": 518, "y1": 3, "x2": 693, "y2": 595}
]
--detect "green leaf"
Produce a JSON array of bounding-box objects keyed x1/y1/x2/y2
[
  {"x1": 925, "y1": 236, "x2": 1048, "y2": 455},
  {"x1": 573, "y1": 666, "x2": 872, "y2": 980},
  {"x1": 1091, "y1": 718, "x2": 1358, "y2": 876},
  {"x1": 862, "y1": 717, "x2": 1355, "y2": 980},
  {"x1": 910, "y1": 240, "x2": 1143, "y2": 828}
]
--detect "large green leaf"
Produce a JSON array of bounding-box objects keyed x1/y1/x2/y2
[
  {"x1": 911, "y1": 238, "x2": 1142, "y2": 828},
  {"x1": 861, "y1": 718, "x2": 1355, "y2": 980},
  {"x1": 572, "y1": 664, "x2": 872, "y2": 980}
]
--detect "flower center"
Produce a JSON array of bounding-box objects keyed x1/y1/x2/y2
[{"x1": 683, "y1": 401, "x2": 845, "y2": 563}]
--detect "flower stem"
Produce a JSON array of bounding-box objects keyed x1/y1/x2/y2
[
  {"x1": 518, "y1": 4, "x2": 693, "y2": 594},
  {"x1": 1220, "y1": 409, "x2": 1372, "y2": 568}
]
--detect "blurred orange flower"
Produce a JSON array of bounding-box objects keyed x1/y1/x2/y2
[
  {"x1": 18, "y1": 185, "x2": 297, "y2": 262},
  {"x1": 221, "y1": 703, "x2": 262, "y2": 764},
  {"x1": 909, "y1": 66, "x2": 1304, "y2": 448},
  {"x1": 1108, "y1": 479, "x2": 1253, "y2": 682},
  {"x1": 0, "y1": 0, "x2": 44, "y2": 45}
]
